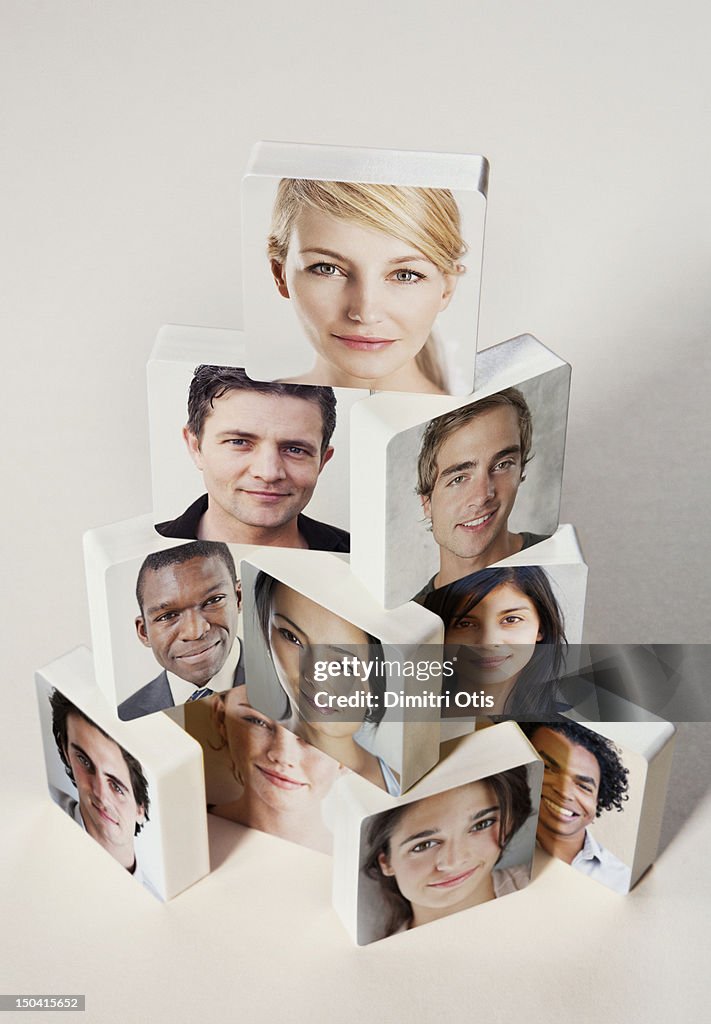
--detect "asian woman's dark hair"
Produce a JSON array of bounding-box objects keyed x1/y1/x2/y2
[
  {"x1": 252, "y1": 571, "x2": 387, "y2": 725},
  {"x1": 424, "y1": 566, "x2": 567, "y2": 716},
  {"x1": 363, "y1": 766, "x2": 532, "y2": 936}
]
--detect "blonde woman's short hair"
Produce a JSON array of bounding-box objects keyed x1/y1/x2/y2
[{"x1": 268, "y1": 178, "x2": 467, "y2": 275}]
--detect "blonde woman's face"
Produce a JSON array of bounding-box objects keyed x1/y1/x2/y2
[
  {"x1": 378, "y1": 782, "x2": 502, "y2": 920},
  {"x1": 271, "y1": 208, "x2": 457, "y2": 384}
]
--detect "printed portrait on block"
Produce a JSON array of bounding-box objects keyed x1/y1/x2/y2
[
  {"x1": 348, "y1": 335, "x2": 571, "y2": 608},
  {"x1": 148, "y1": 353, "x2": 363, "y2": 550},
  {"x1": 241, "y1": 550, "x2": 444, "y2": 795},
  {"x1": 84, "y1": 523, "x2": 247, "y2": 720},
  {"x1": 243, "y1": 142, "x2": 488, "y2": 396},
  {"x1": 422, "y1": 562, "x2": 588, "y2": 718},
  {"x1": 36, "y1": 674, "x2": 161, "y2": 898},
  {"x1": 184, "y1": 684, "x2": 347, "y2": 855},
  {"x1": 357, "y1": 763, "x2": 539, "y2": 942},
  {"x1": 520, "y1": 720, "x2": 670, "y2": 895},
  {"x1": 35, "y1": 648, "x2": 210, "y2": 901}
]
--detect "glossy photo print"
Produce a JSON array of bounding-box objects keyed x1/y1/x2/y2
[
  {"x1": 242, "y1": 142, "x2": 488, "y2": 395},
  {"x1": 146, "y1": 324, "x2": 367, "y2": 548},
  {"x1": 356, "y1": 764, "x2": 538, "y2": 943},
  {"x1": 184, "y1": 684, "x2": 348, "y2": 855}
]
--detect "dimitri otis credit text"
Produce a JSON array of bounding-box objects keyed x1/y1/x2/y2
[{"x1": 309, "y1": 655, "x2": 495, "y2": 710}]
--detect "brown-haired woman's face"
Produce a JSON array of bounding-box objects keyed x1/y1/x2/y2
[
  {"x1": 377, "y1": 781, "x2": 502, "y2": 921},
  {"x1": 444, "y1": 583, "x2": 542, "y2": 686},
  {"x1": 268, "y1": 582, "x2": 372, "y2": 738},
  {"x1": 220, "y1": 686, "x2": 340, "y2": 810},
  {"x1": 271, "y1": 208, "x2": 456, "y2": 384}
]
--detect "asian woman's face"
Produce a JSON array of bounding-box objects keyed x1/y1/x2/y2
[
  {"x1": 444, "y1": 583, "x2": 543, "y2": 687},
  {"x1": 268, "y1": 583, "x2": 372, "y2": 738},
  {"x1": 218, "y1": 686, "x2": 340, "y2": 811},
  {"x1": 378, "y1": 781, "x2": 503, "y2": 921},
  {"x1": 271, "y1": 208, "x2": 457, "y2": 385}
]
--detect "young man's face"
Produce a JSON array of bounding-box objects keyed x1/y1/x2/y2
[
  {"x1": 64, "y1": 713, "x2": 144, "y2": 863},
  {"x1": 136, "y1": 555, "x2": 240, "y2": 685},
  {"x1": 184, "y1": 390, "x2": 333, "y2": 533},
  {"x1": 421, "y1": 405, "x2": 524, "y2": 568},
  {"x1": 530, "y1": 727, "x2": 600, "y2": 842}
]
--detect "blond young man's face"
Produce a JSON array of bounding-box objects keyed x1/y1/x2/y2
[{"x1": 422, "y1": 406, "x2": 524, "y2": 567}]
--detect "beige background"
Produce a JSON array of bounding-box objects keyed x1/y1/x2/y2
[{"x1": 2, "y1": 1, "x2": 709, "y2": 1022}]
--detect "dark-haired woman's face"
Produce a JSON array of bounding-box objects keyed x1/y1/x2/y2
[
  {"x1": 377, "y1": 781, "x2": 502, "y2": 922},
  {"x1": 268, "y1": 583, "x2": 372, "y2": 738},
  {"x1": 444, "y1": 583, "x2": 542, "y2": 686}
]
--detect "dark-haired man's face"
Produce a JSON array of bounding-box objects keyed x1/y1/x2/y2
[
  {"x1": 184, "y1": 390, "x2": 333, "y2": 535},
  {"x1": 421, "y1": 406, "x2": 523, "y2": 568},
  {"x1": 136, "y1": 555, "x2": 240, "y2": 685},
  {"x1": 530, "y1": 727, "x2": 600, "y2": 842},
  {"x1": 64, "y1": 712, "x2": 144, "y2": 865}
]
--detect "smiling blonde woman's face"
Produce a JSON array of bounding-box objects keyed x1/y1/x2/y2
[
  {"x1": 268, "y1": 582, "x2": 372, "y2": 738},
  {"x1": 271, "y1": 208, "x2": 457, "y2": 385}
]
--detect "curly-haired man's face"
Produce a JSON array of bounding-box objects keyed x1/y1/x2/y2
[{"x1": 530, "y1": 727, "x2": 600, "y2": 842}]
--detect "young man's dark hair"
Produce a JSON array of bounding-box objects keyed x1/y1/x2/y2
[
  {"x1": 186, "y1": 365, "x2": 337, "y2": 456},
  {"x1": 521, "y1": 719, "x2": 629, "y2": 815},
  {"x1": 135, "y1": 540, "x2": 236, "y2": 614}
]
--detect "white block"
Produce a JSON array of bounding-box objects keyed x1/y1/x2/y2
[
  {"x1": 35, "y1": 646, "x2": 209, "y2": 900},
  {"x1": 328, "y1": 722, "x2": 542, "y2": 944},
  {"x1": 242, "y1": 141, "x2": 488, "y2": 394},
  {"x1": 350, "y1": 333, "x2": 571, "y2": 607},
  {"x1": 83, "y1": 515, "x2": 248, "y2": 717},
  {"x1": 147, "y1": 323, "x2": 368, "y2": 533},
  {"x1": 240, "y1": 548, "x2": 445, "y2": 793},
  {"x1": 522, "y1": 718, "x2": 676, "y2": 893}
]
